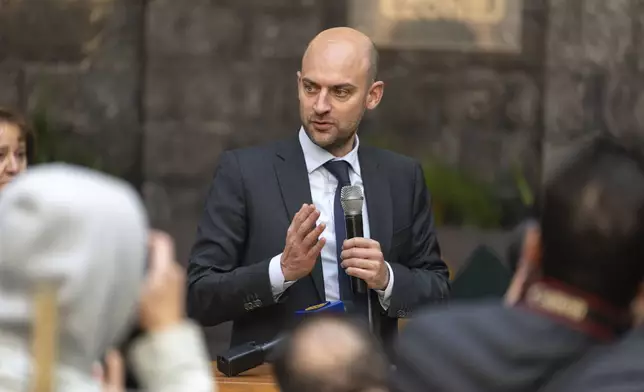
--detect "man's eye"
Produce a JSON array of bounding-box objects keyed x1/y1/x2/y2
[{"x1": 335, "y1": 89, "x2": 349, "y2": 98}]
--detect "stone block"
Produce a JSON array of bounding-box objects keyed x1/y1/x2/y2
[
  {"x1": 548, "y1": 0, "x2": 633, "y2": 69},
  {"x1": 503, "y1": 72, "x2": 540, "y2": 130},
  {"x1": 23, "y1": 64, "x2": 141, "y2": 178},
  {"x1": 24, "y1": 64, "x2": 139, "y2": 132},
  {"x1": 541, "y1": 135, "x2": 599, "y2": 182},
  {"x1": 145, "y1": 58, "x2": 239, "y2": 122},
  {"x1": 580, "y1": 0, "x2": 632, "y2": 68},
  {"x1": 143, "y1": 121, "x2": 231, "y2": 182},
  {"x1": 602, "y1": 70, "x2": 644, "y2": 139},
  {"x1": 634, "y1": 0, "x2": 644, "y2": 72},
  {"x1": 501, "y1": 130, "x2": 541, "y2": 187},
  {"x1": 218, "y1": 0, "x2": 317, "y2": 8},
  {"x1": 0, "y1": 64, "x2": 21, "y2": 108},
  {"x1": 458, "y1": 131, "x2": 504, "y2": 182},
  {"x1": 146, "y1": 0, "x2": 244, "y2": 59},
  {"x1": 146, "y1": 57, "x2": 301, "y2": 124},
  {"x1": 376, "y1": 69, "x2": 442, "y2": 129},
  {"x1": 231, "y1": 58, "x2": 300, "y2": 125},
  {"x1": 546, "y1": 0, "x2": 584, "y2": 69},
  {"x1": 442, "y1": 69, "x2": 507, "y2": 131},
  {"x1": 0, "y1": 0, "x2": 139, "y2": 64},
  {"x1": 142, "y1": 180, "x2": 208, "y2": 262},
  {"x1": 143, "y1": 118, "x2": 301, "y2": 183},
  {"x1": 249, "y1": 8, "x2": 322, "y2": 59},
  {"x1": 88, "y1": 0, "x2": 143, "y2": 71},
  {"x1": 545, "y1": 67, "x2": 644, "y2": 142},
  {"x1": 543, "y1": 70, "x2": 587, "y2": 141}
]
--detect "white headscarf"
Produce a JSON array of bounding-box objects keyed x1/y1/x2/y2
[{"x1": 0, "y1": 164, "x2": 148, "y2": 392}]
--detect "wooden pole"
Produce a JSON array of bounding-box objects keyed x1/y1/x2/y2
[{"x1": 30, "y1": 282, "x2": 59, "y2": 392}]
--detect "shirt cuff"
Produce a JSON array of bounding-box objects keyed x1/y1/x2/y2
[
  {"x1": 375, "y1": 261, "x2": 394, "y2": 310},
  {"x1": 269, "y1": 253, "x2": 296, "y2": 299}
]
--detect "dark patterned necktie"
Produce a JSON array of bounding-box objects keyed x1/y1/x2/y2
[{"x1": 323, "y1": 160, "x2": 353, "y2": 301}]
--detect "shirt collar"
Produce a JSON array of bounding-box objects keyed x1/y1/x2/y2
[{"x1": 298, "y1": 126, "x2": 361, "y2": 176}]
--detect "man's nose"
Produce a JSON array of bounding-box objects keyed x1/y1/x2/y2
[{"x1": 313, "y1": 91, "x2": 331, "y2": 114}]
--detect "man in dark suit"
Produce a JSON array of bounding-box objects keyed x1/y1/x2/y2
[
  {"x1": 186, "y1": 27, "x2": 450, "y2": 351},
  {"x1": 390, "y1": 136, "x2": 644, "y2": 392}
]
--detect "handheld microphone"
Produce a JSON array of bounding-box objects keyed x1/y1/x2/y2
[
  {"x1": 216, "y1": 300, "x2": 347, "y2": 376},
  {"x1": 340, "y1": 185, "x2": 367, "y2": 295}
]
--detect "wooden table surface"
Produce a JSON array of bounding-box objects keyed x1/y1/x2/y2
[{"x1": 214, "y1": 363, "x2": 278, "y2": 392}]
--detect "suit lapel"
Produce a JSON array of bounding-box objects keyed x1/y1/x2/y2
[
  {"x1": 359, "y1": 147, "x2": 393, "y2": 260},
  {"x1": 274, "y1": 137, "x2": 325, "y2": 302}
]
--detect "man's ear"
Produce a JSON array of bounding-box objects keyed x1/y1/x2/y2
[
  {"x1": 365, "y1": 81, "x2": 385, "y2": 110},
  {"x1": 505, "y1": 224, "x2": 542, "y2": 306}
]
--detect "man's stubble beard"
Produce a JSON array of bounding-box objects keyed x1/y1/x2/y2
[{"x1": 301, "y1": 106, "x2": 366, "y2": 156}]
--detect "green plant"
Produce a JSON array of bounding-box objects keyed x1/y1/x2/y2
[
  {"x1": 423, "y1": 160, "x2": 503, "y2": 228},
  {"x1": 31, "y1": 110, "x2": 105, "y2": 171},
  {"x1": 511, "y1": 162, "x2": 535, "y2": 207}
]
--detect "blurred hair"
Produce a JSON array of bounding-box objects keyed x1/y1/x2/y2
[
  {"x1": 272, "y1": 314, "x2": 389, "y2": 392},
  {"x1": 0, "y1": 107, "x2": 36, "y2": 164},
  {"x1": 539, "y1": 134, "x2": 644, "y2": 307}
]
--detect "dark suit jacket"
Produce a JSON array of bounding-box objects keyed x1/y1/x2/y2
[
  {"x1": 186, "y1": 135, "x2": 450, "y2": 350},
  {"x1": 391, "y1": 301, "x2": 611, "y2": 392},
  {"x1": 538, "y1": 328, "x2": 644, "y2": 392}
]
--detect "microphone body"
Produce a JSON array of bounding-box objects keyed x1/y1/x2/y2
[
  {"x1": 340, "y1": 185, "x2": 375, "y2": 331},
  {"x1": 345, "y1": 214, "x2": 367, "y2": 294},
  {"x1": 340, "y1": 186, "x2": 368, "y2": 296}
]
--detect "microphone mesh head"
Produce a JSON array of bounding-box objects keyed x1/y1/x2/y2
[{"x1": 340, "y1": 185, "x2": 364, "y2": 215}]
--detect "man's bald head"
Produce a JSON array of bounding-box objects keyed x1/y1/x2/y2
[
  {"x1": 273, "y1": 315, "x2": 389, "y2": 392},
  {"x1": 303, "y1": 27, "x2": 379, "y2": 83},
  {"x1": 297, "y1": 27, "x2": 384, "y2": 157}
]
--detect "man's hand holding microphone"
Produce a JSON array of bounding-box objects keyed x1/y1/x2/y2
[{"x1": 279, "y1": 203, "x2": 389, "y2": 290}]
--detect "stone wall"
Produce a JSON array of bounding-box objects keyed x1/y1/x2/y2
[
  {"x1": 0, "y1": 0, "x2": 144, "y2": 184},
  {"x1": 542, "y1": 0, "x2": 644, "y2": 178}
]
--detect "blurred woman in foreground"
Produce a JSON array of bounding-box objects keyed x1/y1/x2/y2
[{"x1": 0, "y1": 108, "x2": 34, "y2": 191}]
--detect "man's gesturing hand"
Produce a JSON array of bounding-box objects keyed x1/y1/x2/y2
[
  {"x1": 341, "y1": 238, "x2": 389, "y2": 290},
  {"x1": 281, "y1": 204, "x2": 326, "y2": 282}
]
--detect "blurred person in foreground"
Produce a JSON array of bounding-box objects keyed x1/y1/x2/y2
[
  {"x1": 187, "y1": 26, "x2": 449, "y2": 355},
  {"x1": 273, "y1": 315, "x2": 389, "y2": 392},
  {"x1": 0, "y1": 108, "x2": 35, "y2": 191},
  {"x1": 391, "y1": 135, "x2": 644, "y2": 392},
  {"x1": 531, "y1": 269, "x2": 644, "y2": 391},
  {"x1": 535, "y1": 307, "x2": 644, "y2": 391},
  {"x1": 0, "y1": 164, "x2": 214, "y2": 392}
]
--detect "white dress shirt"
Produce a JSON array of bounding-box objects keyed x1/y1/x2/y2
[{"x1": 268, "y1": 127, "x2": 395, "y2": 309}]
